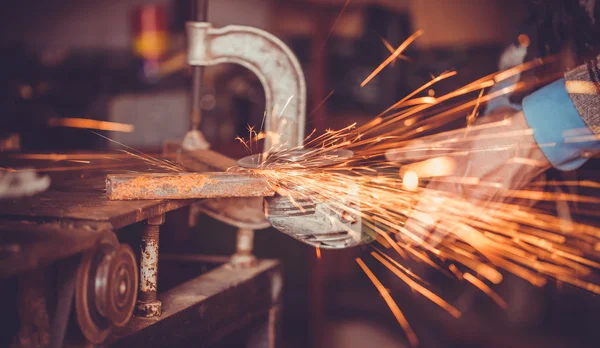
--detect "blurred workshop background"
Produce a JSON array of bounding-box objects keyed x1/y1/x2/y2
[{"x1": 2, "y1": 0, "x2": 600, "y2": 347}]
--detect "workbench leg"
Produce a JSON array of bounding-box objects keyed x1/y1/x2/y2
[
  {"x1": 135, "y1": 214, "x2": 165, "y2": 318},
  {"x1": 230, "y1": 228, "x2": 257, "y2": 268}
]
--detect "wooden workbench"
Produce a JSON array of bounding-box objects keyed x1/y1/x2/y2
[
  {"x1": 0, "y1": 151, "x2": 282, "y2": 347},
  {"x1": 0, "y1": 155, "x2": 194, "y2": 278}
]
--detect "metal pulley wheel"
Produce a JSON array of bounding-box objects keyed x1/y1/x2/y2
[{"x1": 75, "y1": 232, "x2": 138, "y2": 344}]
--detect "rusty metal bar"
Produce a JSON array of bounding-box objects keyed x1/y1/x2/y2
[
  {"x1": 106, "y1": 172, "x2": 274, "y2": 200},
  {"x1": 135, "y1": 214, "x2": 164, "y2": 318}
]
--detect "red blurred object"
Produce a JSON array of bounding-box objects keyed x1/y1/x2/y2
[{"x1": 130, "y1": 4, "x2": 169, "y2": 60}]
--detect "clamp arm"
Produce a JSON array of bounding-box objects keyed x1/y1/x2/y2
[{"x1": 186, "y1": 22, "x2": 307, "y2": 151}]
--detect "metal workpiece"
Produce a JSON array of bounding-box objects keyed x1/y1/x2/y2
[
  {"x1": 164, "y1": 149, "x2": 272, "y2": 230},
  {"x1": 230, "y1": 228, "x2": 257, "y2": 268},
  {"x1": 106, "y1": 172, "x2": 274, "y2": 200},
  {"x1": 136, "y1": 214, "x2": 164, "y2": 318},
  {"x1": 186, "y1": 22, "x2": 306, "y2": 151}
]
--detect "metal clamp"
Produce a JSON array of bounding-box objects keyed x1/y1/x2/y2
[{"x1": 186, "y1": 22, "x2": 306, "y2": 151}]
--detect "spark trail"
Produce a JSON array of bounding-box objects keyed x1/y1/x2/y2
[{"x1": 236, "y1": 32, "x2": 600, "y2": 346}]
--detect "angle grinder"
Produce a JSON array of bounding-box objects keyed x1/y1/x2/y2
[{"x1": 238, "y1": 149, "x2": 373, "y2": 249}]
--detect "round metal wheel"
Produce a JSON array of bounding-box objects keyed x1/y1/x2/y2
[
  {"x1": 102, "y1": 245, "x2": 138, "y2": 327},
  {"x1": 75, "y1": 233, "x2": 138, "y2": 344}
]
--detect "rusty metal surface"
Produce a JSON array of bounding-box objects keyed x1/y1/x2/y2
[
  {"x1": 106, "y1": 172, "x2": 274, "y2": 200},
  {"x1": 164, "y1": 148, "x2": 271, "y2": 230},
  {"x1": 108, "y1": 259, "x2": 282, "y2": 348},
  {"x1": 187, "y1": 22, "x2": 306, "y2": 151},
  {"x1": 135, "y1": 215, "x2": 163, "y2": 318},
  {"x1": 139, "y1": 228, "x2": 159, "y2": 294}
]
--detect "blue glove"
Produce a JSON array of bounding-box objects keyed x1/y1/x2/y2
[{"x1": 522, "y1": 78, "x2": 600, "y2": 171}]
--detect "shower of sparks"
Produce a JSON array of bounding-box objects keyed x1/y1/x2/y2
[
  {"x1": 90, "y1": 131, "x2": 186, "y2": 172},
  {"x1": 235, "y1": 32, "x2": 600, "y2": 347}
]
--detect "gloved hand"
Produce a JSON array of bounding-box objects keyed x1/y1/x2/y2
[{"x1": 385, "y1": 108, "x2": 551, "y2": 244}]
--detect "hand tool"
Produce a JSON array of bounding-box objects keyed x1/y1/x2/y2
[{"x1": 237, "y1": 149, "x2": 372, "y2": 249}]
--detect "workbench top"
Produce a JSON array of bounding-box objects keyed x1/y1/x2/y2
[
  {"x1": 0, "y1": 152, "x2": 204, "y2": 278},
  {"x1": 0, "y1": 154, "x2": 195, "y2": 225}
]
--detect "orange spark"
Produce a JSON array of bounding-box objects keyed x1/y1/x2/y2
[
  {"x1": 320, "y1": 0, "x2": 353, "y2": 52},
  {"x1": 361, "y1": 30, "x2": 424, "y2": 87},
  {"x1": 463, "y1": 273, "x2": 507, "y2": 309},
  {"x1": 307, "y1": 90, "x2": 335, "y2": 118},
  {"x1": 241, "y1": 56, "x2": 600, "y2": 316},
  {"x1": 48, "y1": 117, "x2": 134, "y2": 132},
  {"x1": 380, "y1": 37, "x2": 410, "y2": 63},
  {"x1": 372, "y1": 251, "x2": 462, "y2": 318},
  {"x1": 448, "y1": 264, "x2": 463, "y2": 279},
  {"x1": 356, "y1": 258, "x2": 419, "y2": 347}
]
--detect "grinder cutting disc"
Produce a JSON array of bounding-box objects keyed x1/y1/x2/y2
[
  {"x1": 239, "y1": 149, "x2": 372, "y2": 249},
  {"x1": 237, "y1": 148, "x2": 354, "y2": 169}
]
